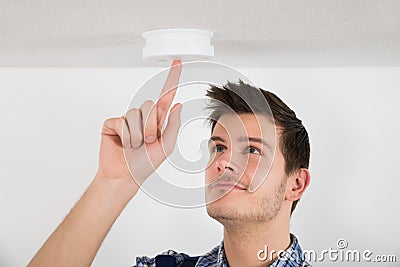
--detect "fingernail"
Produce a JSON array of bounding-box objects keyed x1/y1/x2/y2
[
  {"x1": 177, "y1": 104, "x2": 183, "y2": 113},
  {"x1": 172, "y1": 103, "x2": 182, "y2": 113},
  {"x1": 146, "y1": 136, "x2": 156, "y2": 143},
  {"x1": 172, "y1": 59, "x2": 181, "y2": 66}
]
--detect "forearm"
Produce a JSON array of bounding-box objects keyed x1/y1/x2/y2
[{"x1": 28, "y1": 175, "x2": 139, "y2": 267}]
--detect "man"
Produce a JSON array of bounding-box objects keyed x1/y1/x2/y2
[{"x1": 28, "y1": 60, "x2": 311, "y2": 267}]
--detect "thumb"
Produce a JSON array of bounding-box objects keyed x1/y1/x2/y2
[{"x1": 160, "y1": 103, "x2": 182, "y2": 156}]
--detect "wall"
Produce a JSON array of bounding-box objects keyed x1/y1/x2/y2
[{"x1": 0, "y1": 67, "x2": 399, "y2": 266}]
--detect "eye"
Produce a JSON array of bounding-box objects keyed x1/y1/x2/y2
[
  {"x1": 247, "y1": 146, "x2": 262, "y2": 155},
  {"x1": 215, "y1": 145, "x2": 226, "y2": 153},
  {"x1": 210, "y1": 144, "x2": 226, "y2": 153}
]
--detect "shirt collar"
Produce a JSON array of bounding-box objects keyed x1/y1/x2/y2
[{"x1": 197, "y1": 233, "x2": 306, "y2": 267}]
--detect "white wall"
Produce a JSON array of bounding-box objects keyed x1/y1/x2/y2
[{"x1": 0, "y1": 67, "x2": 399, "y2": 266}]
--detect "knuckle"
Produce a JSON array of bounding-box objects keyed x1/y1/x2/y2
[
  {"x1": 126, "y1": 108, "x2": 140, "y2": 117},
  {"x1": 104, "y1": 117, "x2": 116, "y2": 125},
  {"x1": 103, "y1": 118, "x2": 111, "y2": 128},
  {"x1": 104, "y1": 117, "x2": 119, "y2": 129},
  {"x1": 142, "y1": 100, "x2": 154, "y2": 108}
]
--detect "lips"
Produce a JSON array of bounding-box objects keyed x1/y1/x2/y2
[{"x1": 211, "y1": 182, "x2": 247, "y2": 191}]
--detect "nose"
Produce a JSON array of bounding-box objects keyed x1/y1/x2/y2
[{"x1": 214, "y1": 149, "x2": 238, "y2": 176}]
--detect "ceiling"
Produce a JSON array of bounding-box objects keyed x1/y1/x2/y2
[{"x1": 1, "y1": 0, "x2": 399, "y2": 67}]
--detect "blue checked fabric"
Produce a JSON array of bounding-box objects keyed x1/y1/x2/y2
[{"x1": 134, "y1": 233, "x2": 311, "y2": 266}]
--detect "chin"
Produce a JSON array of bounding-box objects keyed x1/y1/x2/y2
[
  {"x1": 206, "y1": 202, "x2": 234, "y2": 222},
  {"x1": 206, "y1": 201, "x2": 254, "y2": 225},
  {"x1": 206, "y1": 192, "x2": 245, "y2": 216}
]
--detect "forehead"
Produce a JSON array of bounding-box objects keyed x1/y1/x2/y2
[{"x1": 212, "y1": 113, "x2": 276, "y2": 142}]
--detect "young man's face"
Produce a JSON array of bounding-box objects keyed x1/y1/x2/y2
[{"x1": 205, "y1": 112, "x2": 288, "y2": 223}]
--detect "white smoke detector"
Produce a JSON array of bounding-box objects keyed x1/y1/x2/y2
[{"x1": 142, "y1": 28, "x2": 214, "y2": 63}]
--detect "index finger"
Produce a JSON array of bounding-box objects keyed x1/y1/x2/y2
[{"x1": 157, "y1": 59, "x2": 182, "y2": 114}]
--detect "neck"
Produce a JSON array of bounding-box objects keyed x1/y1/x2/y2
[{"x1": 222, "y1": 209, "x2": 291, "y2": 267}]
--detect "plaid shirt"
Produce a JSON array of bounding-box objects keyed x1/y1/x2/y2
[{"x1": 135, "y1": 233, "x2": 311, "y2": 267}]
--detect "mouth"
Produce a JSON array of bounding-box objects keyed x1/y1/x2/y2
[{"x1": 210, "y1": 182, "x2": 247, "y2": 191}]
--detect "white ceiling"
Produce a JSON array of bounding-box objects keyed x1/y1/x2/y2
[{"x1": 1, "y1": 0, "x2": 399, "y2": 67}]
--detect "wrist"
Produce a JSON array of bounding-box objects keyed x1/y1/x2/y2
[{"x1": 93, "y1": 174, "x2": 140, "y2": 201}]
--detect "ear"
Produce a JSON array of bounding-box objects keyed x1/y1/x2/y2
[{"x1": 285, "y1": 168, "x2": 311, "y2": 201}]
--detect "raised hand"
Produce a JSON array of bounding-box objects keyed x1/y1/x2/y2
[{"x1": 96, "y1": 60, "x2": 183, "y2": 186}]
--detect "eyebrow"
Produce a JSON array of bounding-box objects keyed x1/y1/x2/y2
[
  {"x1": 239, "y1": 136, "x2": 274, "y2": 152},
  {"x1": 208, "y1": 136, "x2": 225, "y2": 144},
  {"x1": 208, "y1": 136, "x2": 273, "y2": 151}
]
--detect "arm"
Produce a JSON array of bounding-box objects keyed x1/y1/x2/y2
[
  {"x1": 28, "y1": 175, "x2": 138, "y2": 267},
  {"x1": 28, "y1": 60, "x2": 183, "y2": 267}
]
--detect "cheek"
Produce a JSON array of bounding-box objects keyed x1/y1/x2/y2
[
  {"x1": 245, "y1": 156, "x2": 264, "y2": 175},
  {"x1": 204, "y1": 161, "x2": 215, "y2": 183},
  {"x1": 246, "y1": 156, "x2": 275, "y2": 190},
  {"x1": 205, "y1": 151, "x2": 220, "y2": 175}
]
